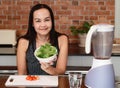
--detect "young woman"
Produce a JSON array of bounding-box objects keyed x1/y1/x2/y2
[{"x1": 17, "y1": 4, "x2": 68, "y2": 75}]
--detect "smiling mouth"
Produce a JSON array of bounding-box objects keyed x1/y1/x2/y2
[{"x1": 40, "y1": 28, "x2": 48, "y2": 30}]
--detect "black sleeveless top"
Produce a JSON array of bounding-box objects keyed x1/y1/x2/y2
[{"x1": 26, "y1": 40, "x2": 59, "y2": 75}]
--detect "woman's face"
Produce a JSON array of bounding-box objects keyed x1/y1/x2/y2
[{"x1": 33, "y1": 8, "x2": 52, "y2": 36}]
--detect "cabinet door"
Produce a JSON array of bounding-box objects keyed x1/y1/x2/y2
[{"x1": 0, "y1": 56, "x2": 16, "y2": 66}]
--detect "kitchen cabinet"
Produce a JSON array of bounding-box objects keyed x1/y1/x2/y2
[
  {"x1": 68, "y1": 55, "x2": 120, "y2": 79},
  {"x1": 0, "y1": 47, "x2": 16, "y2": 74},
  {"x1": 0, "y1": 44, "x2": 120, "y2": 78},
  {"x1": 0, "y1": 47, "x2": 16, "y2": 66}
]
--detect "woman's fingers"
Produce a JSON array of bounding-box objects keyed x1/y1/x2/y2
[{"x1": 40, "y1": 62, "x2": 50, "y2": 69}]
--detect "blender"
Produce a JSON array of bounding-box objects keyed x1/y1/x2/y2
[{"x1": 85, "y1": 24, "x2": 115, "y2": 88}]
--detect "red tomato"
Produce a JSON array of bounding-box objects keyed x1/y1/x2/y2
[
  {"x1": 26, "y1": 75, "x2": 32, "y2": 80},
  {"x1": 26, "y1": 75, "x2": 39, "y2": 81},
  {"x1": 35, "y1": 75, "x2": 40, "y2": 80},
  {"x1": 32, "y1": 76, "x2": 37, "y2": 80}
]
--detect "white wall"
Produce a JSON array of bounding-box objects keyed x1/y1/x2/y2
[{"x1": 115, "y1": 0, "x2": 120, "y2": 38}]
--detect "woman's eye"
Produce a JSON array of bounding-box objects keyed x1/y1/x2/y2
[
  {"x1": 45, "y1": 19, "x2": 50, "y2": 21},
  {"x1": 36, "y1": 20, "x2": 41, "y2": 22}
]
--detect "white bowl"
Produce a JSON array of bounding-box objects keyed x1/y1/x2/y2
[{"x1": 34, "y1": 47, "x2": 57, "y2": 63}]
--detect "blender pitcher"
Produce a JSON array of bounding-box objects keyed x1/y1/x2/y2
[{"x1": 85, "y1": 24, "x2": 115, "y2": 88}]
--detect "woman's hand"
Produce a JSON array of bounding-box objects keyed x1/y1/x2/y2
[
  {"x1": 40, "y1": 57, "x2": 57, "y2": 70},
  {"x1": 40, "y1": 62, "x2": 51, "y2": 70}
]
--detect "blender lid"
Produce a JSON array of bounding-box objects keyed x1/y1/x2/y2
[{"x1": 97, "y1": 24, "x2": 114, "y2": 32}]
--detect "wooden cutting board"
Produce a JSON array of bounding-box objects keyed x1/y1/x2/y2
[{"x1": 5, "y1": 75, "x2": 58, "y2": 87}]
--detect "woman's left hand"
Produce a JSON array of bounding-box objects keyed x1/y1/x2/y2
[
  {"x1": 39, "y1": 57, "x2": 57, "y2": 72},
  {"x1": 40, "y1": 62, "x2": 50, "y2": 70},
  {"x1": 40, "y1": 60, "x2": 54, "y2": 70}
]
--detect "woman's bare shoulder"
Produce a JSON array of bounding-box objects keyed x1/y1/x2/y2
[
  {"x1": 58, "y1": 35, "x2": 68, "y2": 48},
  {"x1": 18, "y1": 38, "x2": 29, "y2": 50},
  {"x1": 58, "y1": 35, "x2": 68, "y2": 42},
  {"x1": 18, "y1": 38, "x2": 28, "y2": 44}
]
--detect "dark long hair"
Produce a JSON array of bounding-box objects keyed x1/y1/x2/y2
[{"x1": 17, "y1": 3, "x2": 62, "y2": 47}]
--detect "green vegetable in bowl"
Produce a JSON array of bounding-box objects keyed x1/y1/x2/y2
[{"x1": 35, "y1": 43, "x2": 57, "y2": 58}]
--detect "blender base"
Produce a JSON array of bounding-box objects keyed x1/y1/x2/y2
[{"x1": 85, "y1": 58, "x2": 115, "y2": 88}]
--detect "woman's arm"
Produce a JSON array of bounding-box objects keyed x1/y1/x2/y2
[
  {"x1": 17, "y1": 38, "x2": 29, "y2": 75},
  {"x1": 41, "y1": 35, "x2": 68, "y2": 75}
]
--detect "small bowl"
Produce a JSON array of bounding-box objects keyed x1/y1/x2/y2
[{"x1": 34, "y1": 47, "x2": 57, "y2": 63}]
